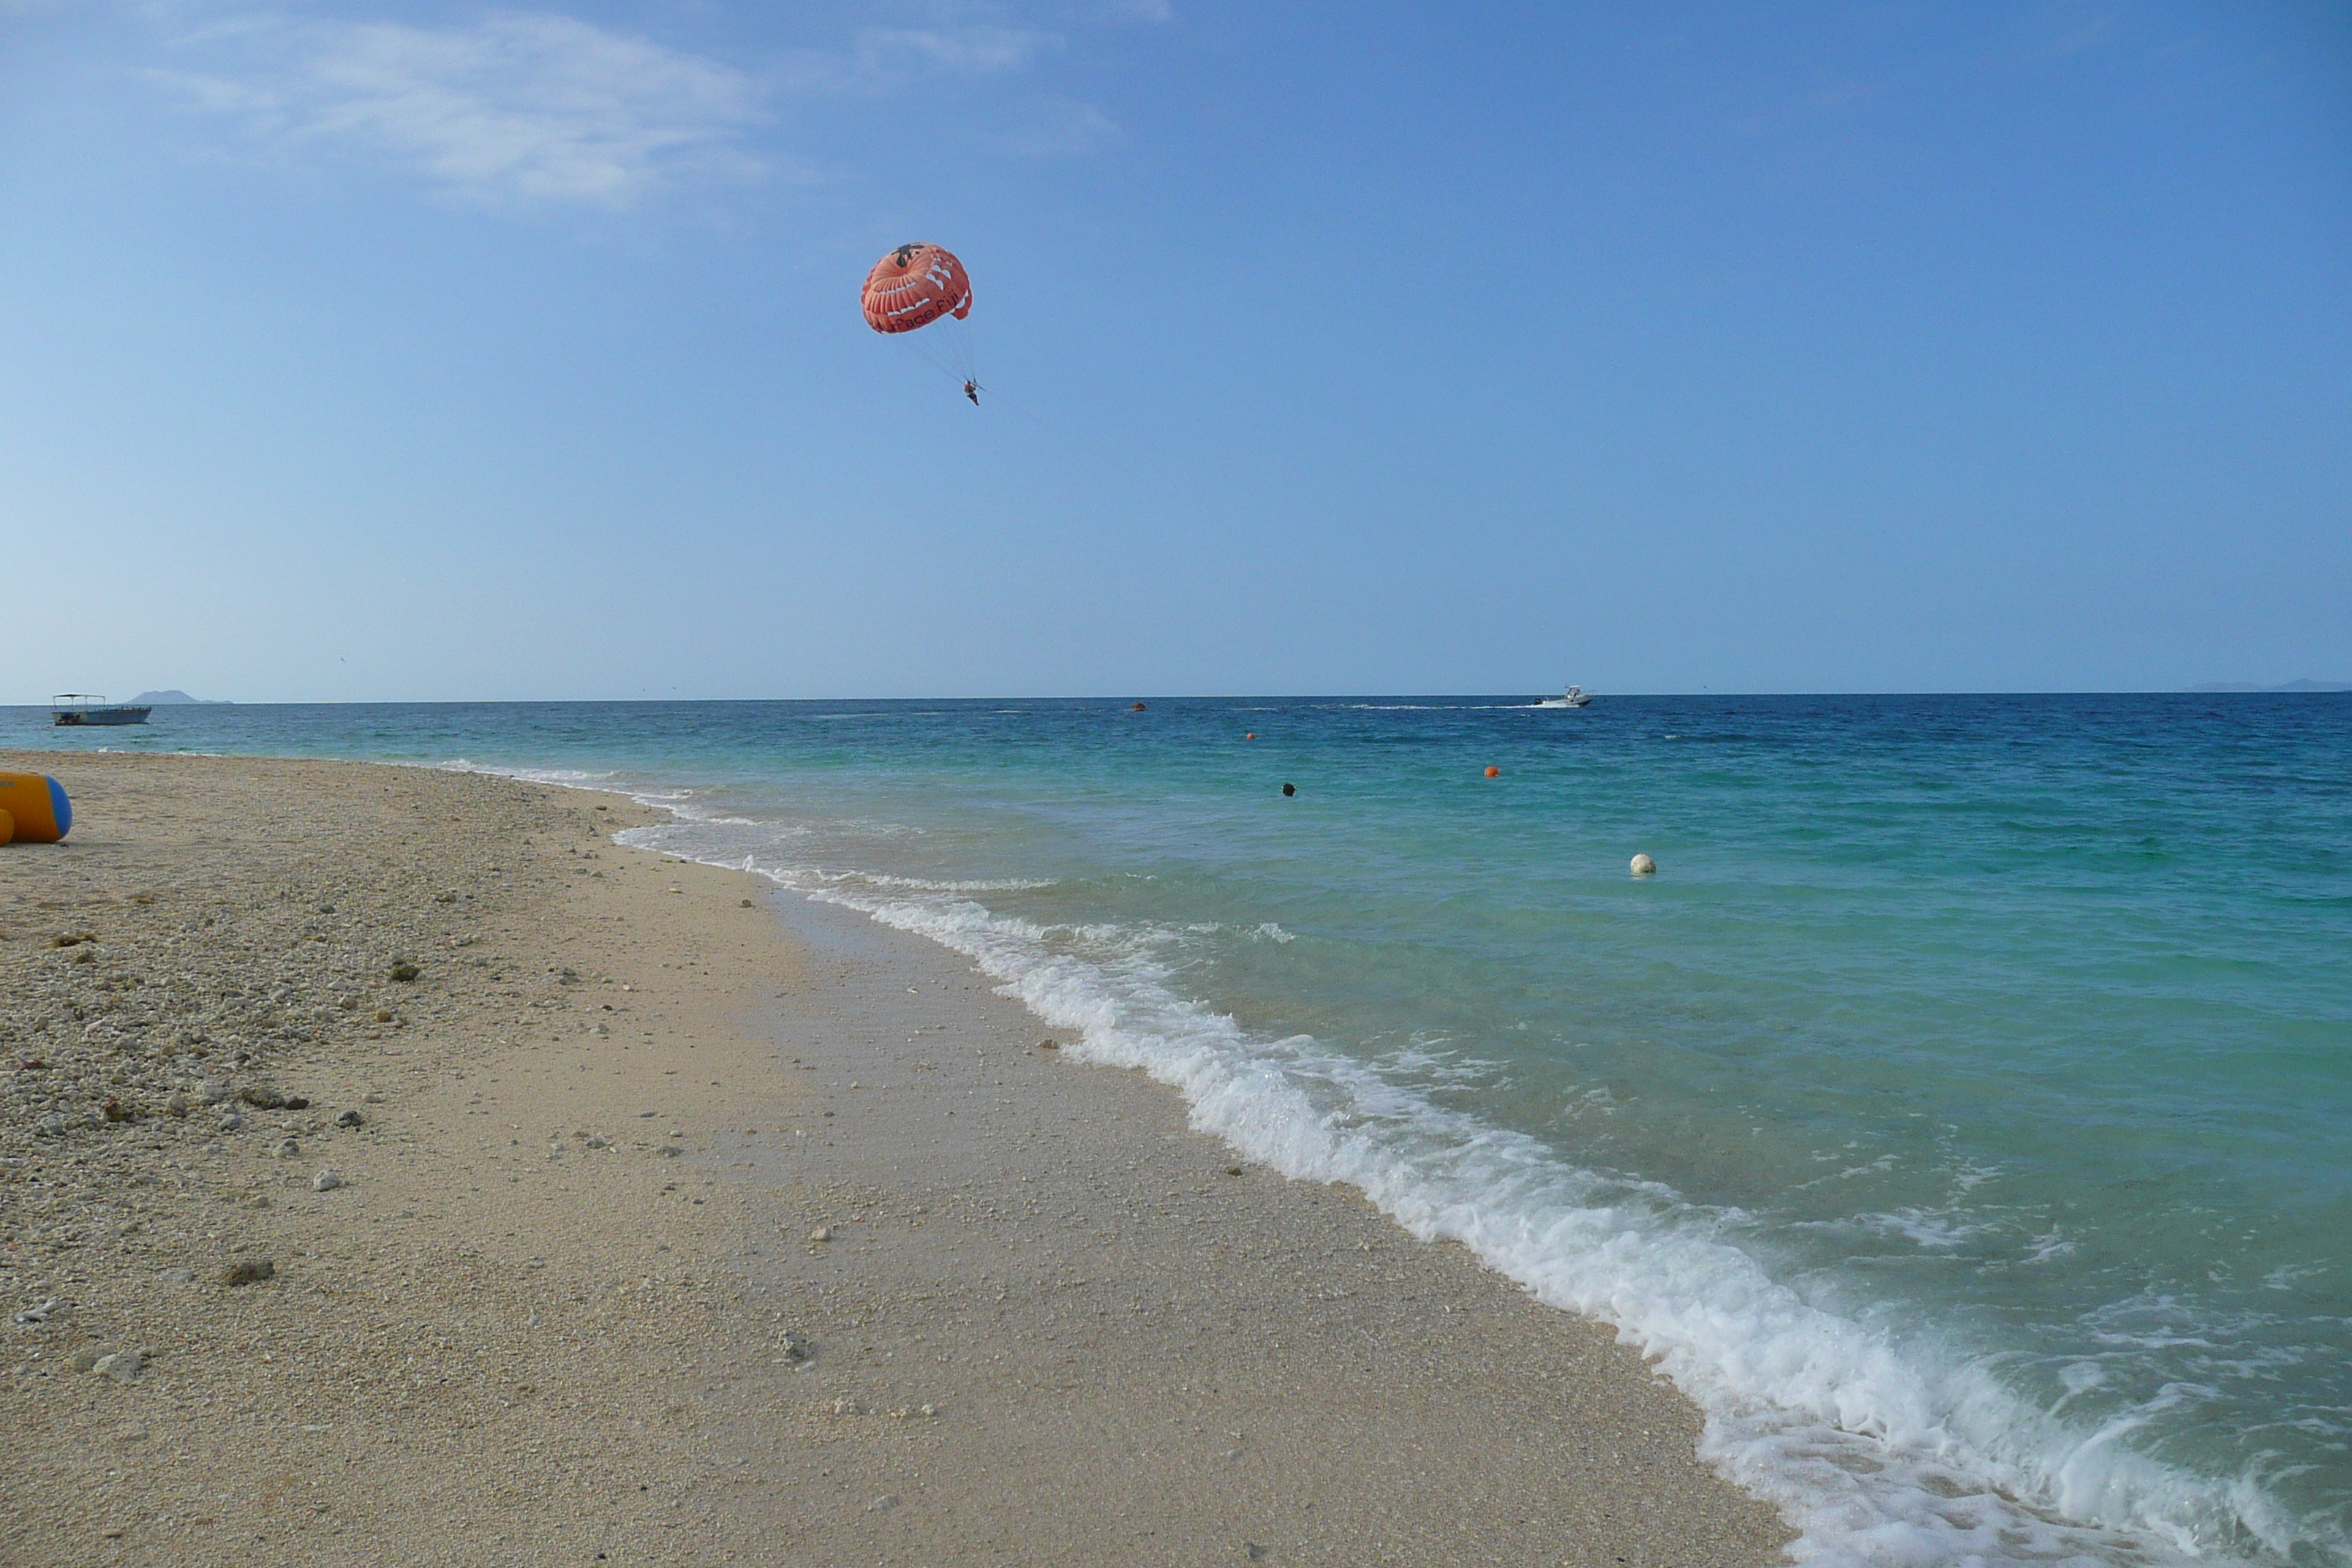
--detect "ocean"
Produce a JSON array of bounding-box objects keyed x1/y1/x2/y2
[{"x1": 8, "y1": 693, "x2": 2347, "y2": 1567}]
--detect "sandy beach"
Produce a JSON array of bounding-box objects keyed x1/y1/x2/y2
[{"x1": 1, "y1": 751, "x2": 1790, "y2": 1567}]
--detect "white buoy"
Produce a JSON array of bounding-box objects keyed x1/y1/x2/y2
[{"x1": 1630, "y1": 853, "x2": 1656, "y2": 876}]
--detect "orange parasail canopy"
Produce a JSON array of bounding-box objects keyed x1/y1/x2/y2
[{"x1": 862, "y1": 244, "x2": 973, "y2": 334}]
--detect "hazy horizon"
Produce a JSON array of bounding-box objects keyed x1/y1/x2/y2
[{"x1": 18, "y1": 683, "x2": 2352, "y2": 709}]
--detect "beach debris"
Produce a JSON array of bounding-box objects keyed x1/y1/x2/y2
[
  {"x1": 867, "y1": 1494, "x2": 900, "y2": 1513},
  {"x1": 239, "y1": 1086, "x2": 287, "y2": 1110},
  {"x1": 335, "y1": 1109, "x2": 364, "y2": 1128},
  {"x1": 1631, "y1": 853, "x2": 1657, "y2": 876},
  {"x1": 312, "y1": 1169, "x2": 342, "y2": 1192},
  {"x1": 919, "y1": 1403, "x2": 940, "y2": 1418},
  {"x1": 157, "y1": 1267, "x2": 196, "y2": 1285},
  {"x1": 1245, "y1": 1543, "x2": 1268, "y2": 1560},
  {"x1": 809, "y1": 1226, "x2": 834, "y2": 1243},
  {"x1": 584, "y1": 1135, "x2": 607, "y2": 1149},
  {"x1": 658, "y1": 1144, "x2": 683, "y2": 1158},
  {"x1": 92, "y1": 1349, "x2": 144, "y2": 1381},
  {"x1": 830, "y1": 1397, "x2": 863, "y2": 1417},
  {"x1": 1224, "y1": 1165, "x2": 1245, "y2": 1177},
  {"x1": 775, "y1": 1332, "x2": 810, "y2": 1363},
  {"x1": 740, "y1": 898, "x2": 755, "y2": 908},
  {"x1": 1037, "y1": 1039, "x2": 1058, "y2": 1051},
  {"x1": 12, "y1": 1297, "x2": 57, "y2": 1325},
  {"x1": 387, "y1": 962, "x2": 420, "y2": 982},
  {"x1": 274, "y1": 1138, "x2": 301, "y2": 1158},
  {"x1": 373, "y1": 1009, "x2": 393, "y2": 1022},
  {"x1": 102, "y1": 1096, "x2": 136, "y2": 1122},
  {"x1": 219, "y1": 1258, "x2": 274, "y2": 1287},
  {"x1": 114, "y1": 1423, "x2": 150, "y2": 1444}
]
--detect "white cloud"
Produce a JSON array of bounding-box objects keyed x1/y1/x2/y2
[
  {"x1": 855, "y1": 24, "x2": 1057, "y2": 79},
  {"x1": 990, "y1": 94, "x2": 1123, "y2": 157},
  {"x1": 151, "y1": 4, "x2": 1147, "y2": 208},
  {"x1": 1074, "y1": 0, "x2": 1171, "y2": 23},
  {"x1": 157, "y1": 11, "x2": 770, "y2": 208}
]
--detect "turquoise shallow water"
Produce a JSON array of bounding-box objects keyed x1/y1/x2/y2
[{"x1": 9, "y1": 695, "x2": 2348, "y2": 1567}]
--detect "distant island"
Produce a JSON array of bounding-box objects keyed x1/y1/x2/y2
[
  {"x1": 2188, "y1": 679, "x2": 2351, "y2": 693},
  {"x1": 128, "y1": 690, "x2": 233, "y2": 705}
]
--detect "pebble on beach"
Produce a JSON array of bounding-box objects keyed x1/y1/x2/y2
[
  {"x1": 313, "y1": 1169, "x2": 343, "y2": 1192},
  {"x1": 220, "y1": 1259, "x2": 275, "y2": 1287},
  {"x1": 1632, "y1": 853, "x2": 1657, "y2": 876}
]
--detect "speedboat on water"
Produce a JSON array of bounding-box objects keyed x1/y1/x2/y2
[
  {"x1": 50, "y1": 694, "x2": 151, "y2": 727},
  {"x1": 1536, "y1": 685, "x2": 1593, "y2": 708}
]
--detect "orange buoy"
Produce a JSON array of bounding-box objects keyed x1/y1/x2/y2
[
  {"x1": 1245, "y1": 732, "x2": 1256, "y2": 740},
  {"x1": 1484, "y1": 765, "x2": 1501, "y2": 778},
  {"x1": 0, "y1": 773, "x2": 69, "y2": 843}
]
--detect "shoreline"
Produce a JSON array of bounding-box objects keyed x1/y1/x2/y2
[{"x1": 2, "y1": 750, "x2": 1790, "y2": 1565}]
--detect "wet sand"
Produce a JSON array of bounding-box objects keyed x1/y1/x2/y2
[{"x1": 0, "y1": 750, "x2": 1791, "y2": 1566}]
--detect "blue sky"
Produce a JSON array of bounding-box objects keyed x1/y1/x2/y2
[{"x1": 2, "y1": 1, "x2": 2346, "y2": 700}]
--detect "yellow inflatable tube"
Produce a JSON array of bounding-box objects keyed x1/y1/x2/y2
[
  {"x1": 0, "y1": 807, "x2": 12, "y2": 845},
  {"x1": 0, "y1": 773, "x2": 71, "y2": 843}
]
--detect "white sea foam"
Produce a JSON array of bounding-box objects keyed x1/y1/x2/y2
[{"x1": 588, "y1": 789, "x2": 2315, "y2": 1568}]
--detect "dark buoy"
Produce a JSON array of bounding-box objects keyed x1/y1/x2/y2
[
  {"x1": 1131, "y1": 701, "x2": 1147, "y2": 711},
  {"x1": 1281, "y1": 783, "x2": 1296, "y2": 797}
]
